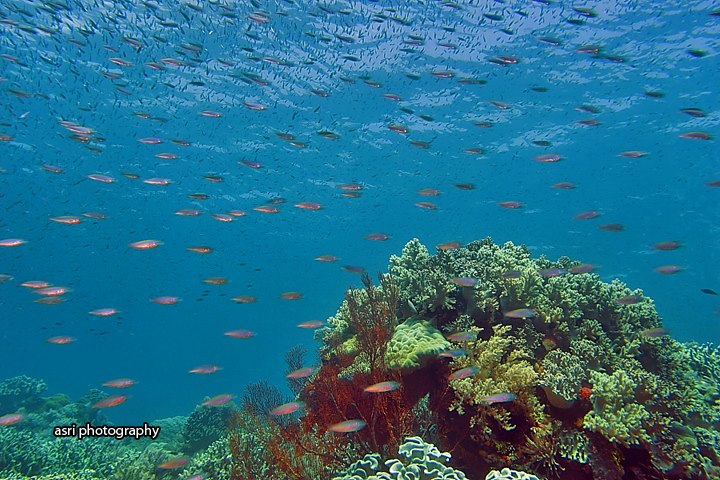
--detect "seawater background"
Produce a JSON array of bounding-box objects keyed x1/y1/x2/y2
[{"x1": 0, "y1": 0, "x2": 717, "y2": 424}]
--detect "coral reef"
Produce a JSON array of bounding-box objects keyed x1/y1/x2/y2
[
  {"x1": 307, "y1": 238, "x2": 720, "y2": 479},
  {"x1": 3, "y1": 237, "x2": 720, "y2": 480},
  {"x1": 0, "y1": 375, "x2": 47, "y2": 413}
]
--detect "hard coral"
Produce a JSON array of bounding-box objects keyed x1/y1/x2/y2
[
  {"x1": 0, "y1": 375, "x2": 47, "y2": 413},
  {"x1": 384, "y1": 317, "x2": 450, "y2": 370}
]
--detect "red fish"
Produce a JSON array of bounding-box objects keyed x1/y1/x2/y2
[
  {"x1": 297, "y1": 320, "x2": 324, "y2": 329},
  {"x1": 151, "y1": 296, "x2": 180, "y2": 305},
  {"x1": 363, "y1": 381, "x2": 400, "y2": 393},
  {"x1": 270, "y1": 401, "x2": 304, "y2": 416},
  {"x1": 0, "y1": 238, "x2": 27, "y2": 247},
  {"x1": 129, "y1": 239, "x2": 162, "y2": 250},
  {"x1": 189, "y1": 365, "x2": 222, "y2": 375},
  {"x1": 157, "y1": 457, "x2": 189, "y2": 469},
  {"x1": 449, "y1": 366, "x2": 480, "y2": 381},
  {"x1": 46, "y1": 336, "x2": 76, "y2": 345},
  {"x1": 505, "y1": 308, "x2": 536, "y2": 319},
  {"x1": 365, "y1": 233, "x2": 389, "y2": 241},
  {"x1": 0, "y1": 413, "x2": 24, "y2": 426},
  {"x1": 328, "y1": 420, "x2": 366, "y2": 433},
  {"x1": 498, "y1": 201, "x2": 523, "y2": 209},
  {"x1": 415, "y1": 202, "x2": 437, "y2": 210},
  {"x1": 280, "y1": 292, "x2": 302, "y2": 300},
  {"x1": 224, "y1": 329, "x2": 256, "y2": 339},
  {"x1": 534, "y1": 153, "x2": 562, "y2": 163},
  {"x1": 50, "y1": 216, "x2": 81, "y2": 225},
  {"x1": 89, "y1": 308, "x2": 118, "y2": 317},
  {"x1": 437, "y1": 241, "x2": 461, "y2": 251},
  {"x1": 102, "y1": 378, "x2": 135, "y2": 388},
  {"x1": 652, "y1": 241, "x2": 681, "y2": 251},
  {"x1": 655, "y1": 265, "x2": 682, "y2": 275},
  {"x1": 286, "y1": 367, "x2": 317, "y2": 379},
  {"x1": 92, "y1": 395, "x2": 127, "y2": 408},
  {"x1": 294, "y1": 202, "x2": 322, "y2": 210},
  {"x1": 232, "y1": 295, "x2": 256, "y2": 304},
  {"x1": 254, "y1": 205, "x2": 279, "y2": 214},
  {"x1": 574, "y1": 210, "x2": 600, "y2": 220},
  {"x1": 202, "y1": 394, "x2": 234, "y2": 406}
]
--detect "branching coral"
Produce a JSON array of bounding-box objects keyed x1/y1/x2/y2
[
  {"x1": 0, "y1": 375, "x2": 47, "y2": 413},
  {"x1": 389, "y1": 238, "x2": 457, "y2": 314}
]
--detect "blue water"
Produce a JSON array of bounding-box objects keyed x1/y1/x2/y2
[{"x1": 0, "y1": 0, "x2": 717, "y2": 424}]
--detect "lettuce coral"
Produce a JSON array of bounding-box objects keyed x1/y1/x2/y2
[{"x1": 333, "y1": 436, "x2": 467, "y2": 480}]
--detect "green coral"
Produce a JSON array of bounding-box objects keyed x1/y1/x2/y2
[
  {"x1": 388, "y1": 238, "x2": 457, "y2": 314},
  {"x1": 0, "y1": 426, "x2": 116, "y2": 477},
  {"x1": 179, "y1": 437, "x2": 232, "y2": 479},
  {"x1": 540, "y1": 350, "x2": 588, "y2": 404},
  {"x1": 333, "y1": 436, "x2": 467, "y2": 480},
  {"x1": 583, "y1": 370, "x2": 651, "y2": 445},
  {"x1": 384, "y1": 317, "x2": 451, "y2": 370},
  {"x1": 0, "y1": 375, "x2": 47, "y2": 413},
  {"x1": 181, "y1": 403, "x2": 234, "y2": 455},
  {"x1": 449, "y1": 324, "x2": 539, "y2": 431}
]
